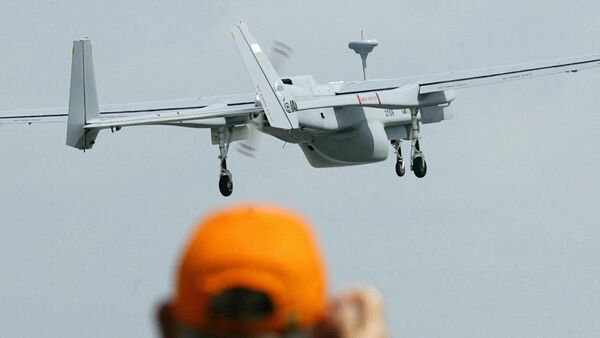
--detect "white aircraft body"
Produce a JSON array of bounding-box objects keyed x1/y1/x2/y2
[{"x1": 2, "y1": 22, "x2": 600, "y2": 196}]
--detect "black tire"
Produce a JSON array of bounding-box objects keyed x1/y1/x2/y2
[
  {"x1": 395, "y1": 161, "x2": 405, "y2": 177},
  {"x1": 218, "y1": 175, "x2": 233, "y2": 197},
  {"x1": 413, "y1": 157, "x2": 427, "y2": 178}
]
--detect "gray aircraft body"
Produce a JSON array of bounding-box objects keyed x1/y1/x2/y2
[{"x1": 2, "y1": 22, "x2": 600, "y2": 196}]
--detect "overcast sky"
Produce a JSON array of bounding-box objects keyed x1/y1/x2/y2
[{"x1": 2, "y1": 1, "x2": 600, "y2": 337}]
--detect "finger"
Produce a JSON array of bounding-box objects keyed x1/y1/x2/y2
[
  {"x1": 337, "y1": 288, "x2": 383, "y2": 326},
  {"x1": 316, "y1": 300, "x2": 342, "y2": 338},
  {"x1": 355, "y1": 287, "x2": 385, "y2": 326},
  {"x1": 334, "y1": 298, "x2": 362, "y2": 338},
  {"x1": 339, "y1": 288, "x2": 388, "y2": 338}
]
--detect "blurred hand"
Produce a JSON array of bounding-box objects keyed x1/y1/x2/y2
[
  {"x1": 318, "y1": 288, "x2": 388, "y2": 338},
  {"x1": 158, "y1": 288, "x2": 389, "y2": 338}
]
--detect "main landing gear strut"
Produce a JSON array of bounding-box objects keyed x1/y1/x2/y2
[
  {"x1": 217, "y1": 127, "x2": 233, "y2": 197},
  {"x1": 410, "y1": 108, "x2": 427, "y2": 178},
  {"x1": 392, "y1": 108, "x2": 427, "y2": 178}
]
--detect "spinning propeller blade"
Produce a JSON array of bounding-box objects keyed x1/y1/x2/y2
[
  {"x1": 237, "y1": 112, "x2": 266, "y2": 158},
  {"x1": 270, "y1": 40, "x2": 293, "y2": 74}
]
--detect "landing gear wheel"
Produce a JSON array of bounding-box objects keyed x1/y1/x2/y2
[
  {"x1": 215, "y1": 127, "x2": 235, "y2": 197},
  {"x1": 395, "y1": 160, "x2": 405, "y2": 177},
  {"x1": 391, "y1": 140, "x2": 405, "y2": 177},
  {"x1": 218, "y1": 174, "x2": 233, "y2": 197},
  {"x1": 412, "y1": 156, "x2": 427, "y2": 178}
]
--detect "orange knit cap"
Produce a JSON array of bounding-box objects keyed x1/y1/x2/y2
[{"x1": 171, "y1": 204, "x2": 327, "y2": 335}]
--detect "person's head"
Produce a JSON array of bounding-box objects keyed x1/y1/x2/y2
[{"x1": 158, "y1": 204, "x2": 327, "y2": 338}]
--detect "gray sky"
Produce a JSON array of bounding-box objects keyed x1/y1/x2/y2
[{"x1": 2, "y1": 1, "x2": 600, "y2": 337}]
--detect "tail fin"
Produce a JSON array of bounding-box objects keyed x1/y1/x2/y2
[
  {"x1": 66, "y1": 38, "x2": 99, "y2": 150},
  {"x1": 231, "y1": 22, "x2": 298, "y2": 129}
]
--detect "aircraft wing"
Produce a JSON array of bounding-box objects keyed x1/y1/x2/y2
[
  {"x1": 0, "y1": 92, "x2": 257, "y2": 125},
  {"x1": 85, "y1": 102, "x2": 261, "y2": 130},
  {"x1": 337, "y1": 54, "x2": 600, "y2": 95},
  {"x1": 0, "y1": 107, "x2": 69, "y2": 124}
]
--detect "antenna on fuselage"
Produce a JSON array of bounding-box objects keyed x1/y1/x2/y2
[{"x1": 348, "y1": 31, "x2": 378, "y2": 80}]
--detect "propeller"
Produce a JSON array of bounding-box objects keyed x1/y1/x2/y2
[
  {"x1": 236, "y1": 40, "x2": 293, "y2": 158},
  {"x1": 236, "y1": 112, "x2": 265, "y2": 158},
  {"x1": 270, "y1": 40, "x2": 294, "y2": 74}
]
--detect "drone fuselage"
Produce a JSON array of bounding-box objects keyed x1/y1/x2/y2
[{"x1": 260, "y1": 75, "x2": 454, "y2": 167}]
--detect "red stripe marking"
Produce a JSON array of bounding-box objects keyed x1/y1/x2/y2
[
  {"x1": 357, "y1": 95, "x2": 362, "y2": 104},
  {"x1": 375, "y1": 92, "x2": 382, "y2": 105}
]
